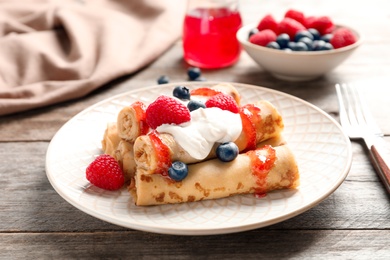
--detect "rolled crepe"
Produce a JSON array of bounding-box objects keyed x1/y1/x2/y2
[
  {"x1": 116, "y1": 140, "x2": 136, "y2": 180},
  {"x1": 101, "y1": 122, "x2": 121, "y2": 157},
  {"x1": 131, "y1": 145, "x2": 299, "y2": 206},
  {"x1": 101, "y1": 123, "x2": 136, "y2": 180},
  {"x1": 190, "y1": 83, "x2": 241, "y2": 105},
  {"x1": 133, "y1": 100, "x2": 284, "y2": 174},
  {"x1": 117, "y1": 101, "x2": 149, "y2": 142},
  {"x1": 236, "y1": 100, "x2": 284, "y2": 152},
  {"x1": 117, "y1": 84, "x2": 241, "y2": 143},
  {"x1": 212, "y1": 83, "x2": 241, "y2": 105}
]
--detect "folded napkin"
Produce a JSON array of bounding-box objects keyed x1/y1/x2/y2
[{"x1": 0, "y1": 0, "x2": 186, "y2": 116}]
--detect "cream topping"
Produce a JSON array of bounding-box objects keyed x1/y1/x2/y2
[{"x1": 156, "y1": 107, "x2": 242, "y2": 160}]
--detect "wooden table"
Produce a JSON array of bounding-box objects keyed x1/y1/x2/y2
[{"x1": 1, "y1": 0, "x2": 390, "y2": 258}]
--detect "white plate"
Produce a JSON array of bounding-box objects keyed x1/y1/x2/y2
[{"x1": 46, "y1": 82, "x2": 352, "y2": 235}]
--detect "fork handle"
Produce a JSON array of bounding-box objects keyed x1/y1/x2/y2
[{"x1": 369, "y1": 140, "x2": 390, "y2": 195}]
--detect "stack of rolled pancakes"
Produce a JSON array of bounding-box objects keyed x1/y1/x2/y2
[{"x1": 101, "y1": 83, "x2": 299, "y2": 206}]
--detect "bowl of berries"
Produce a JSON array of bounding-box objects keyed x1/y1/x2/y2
[{"x1": 236, "y1": 9, "x2": 362, "y2": 81}]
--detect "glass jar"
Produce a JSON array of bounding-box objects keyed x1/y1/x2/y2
[{"x1": 182, "y1": 0, "x2": 242, "y2": 69}]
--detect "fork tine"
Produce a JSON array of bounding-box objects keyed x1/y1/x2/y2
[
  {"x1": 353, "y1": 84, "x2": 382, "y2": 134},
  {"x1": 343, "y1": 83, "x2": 362, "y2": 127},
  {"x1": 335, "y1": 83, "x2": 349, "y2": 127},
  {"x1": 336, "y1": 83, "x2": 357, "y2": 129},
  {"x1": 336, "y1": 83, "x2": 383, "y2": 136},
  {"x1": 336, "y1": 83, "x2": 390, "y2": 194},
  {"x1": 343, "y1": 83, "x2": 359, "y2": 126}
]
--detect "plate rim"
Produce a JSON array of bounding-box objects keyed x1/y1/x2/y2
[{"x1": 45, "y1": 81, "x2": 353, "y2": 235}]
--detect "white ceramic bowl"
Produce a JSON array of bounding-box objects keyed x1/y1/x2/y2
[{"x1": 237, "y1": 23, "x2": 363, "y2": 81}]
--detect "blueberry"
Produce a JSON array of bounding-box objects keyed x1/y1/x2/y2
[
  {"x1": 216, "y1": 142, "x2": 239, "y2": 162},
  {"x1": 312, "y1": 40, "x2": 326, "y2": 51},
  {"x1": 308, "y1": 28, "x2": 320, "y2": 40},
  {"x1": 294, "y1": 30, "x2": 314, "y2": 42},
  {"x1": 276, "y1": 33, "x2": 290, "y2": 49},
  {"x1": 168, "y1": 161, "x2": 188, "y2": 181},
  {"x1": 298, "y1": 37, "x2": 314, "y2": 51},
  {"x1": 288, "y1": 41, "x2": 308, "y2": 51},
  {"x1": 187, "y1": 67, "x2": 202, "y2": 81},
  {"x1": 157, "y1": 75, "x2": 169, "y2": 84},
  {"x1": 313, "y1": 40, "x2": 333, "y2": 51},
  {"x1": 173, "y1": 86, "x2": 190, "y2": 100},
  {"x1": 295, "y1": 42, "x2": 309, "y2": 51},
  {"x1": 187, "y1": 100, "x2": 206, "y2": 111},
  {"x1": 320, "y1": 34, "x2": 333, "y2": 42},
  {"x1": 266, "y1": 41, "x2": 280, "y2": 50},
  {"x1": 321, "y1": 42, "x2": 334, "y2": 51},
  {"x1": 287, "y1": 41, "x2": 297, "y2": 50},
  {"x1": 192, "y1": 77, "x2": 207, "y2": 82}
]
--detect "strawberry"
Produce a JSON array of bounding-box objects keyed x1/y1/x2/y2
[
  {"x1": 205, "y1": 93, "x2": 239, "y2": 113},
  {"x1": 146, "y1": 95, "x2": 191, "y2": 129},
  {"x1": 277, "y1": 17, "x2": 306, "y2": 39},
  {"x1": 86, "y1": 154, "x2": 124, "y2": 190},
  {"x1": 249, "y1": 29, "x2": 277, "y2": 47},
  {"x1": 305, "y1": 16, "x2": 334, "y2": 35},
  {"x1": 190, "y1": 87, "x2": 221, "y2": 97},
  {"x1": 284, "y1": 9, "x2": 306, "y2": 25},
  {"x1": 257, "y1": 14, "x2": 279, "y2": 34},
  {"x1": 330, "y1": 28, "x2": 357, "y2": 49}
]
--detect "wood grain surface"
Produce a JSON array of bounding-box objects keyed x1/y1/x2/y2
[{"x1": 1, "y1": 0, "x2": 390, "y2": 259}]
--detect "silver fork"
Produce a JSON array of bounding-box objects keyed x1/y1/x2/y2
[{"x1": 336, "y1": 83, "x2": 390, "y2": 194}]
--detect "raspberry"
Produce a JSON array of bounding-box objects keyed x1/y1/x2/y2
[
  {"x1": 86, "y1": 154, "x2": 124, "y2": 190},
  {"x1": 330, "y1": 28, "x2": 357, "y2": 49},
  {"x1": 284, "y1": 9, "x2": 306, "y2": 25},
  {"x1": 205, "y1": 93, "x2": 239, "y2": 113},
  {"x1": 305, "y1": 16, "x2": 334, "y2": 35},
  {"x1": 303, "y1": 16, "x2": 316, "y2": 28},
  {"x1": 277, "y1": 17, "x2": 306, "y2": 39},
  {"x1": 146, "y1": 95, "x2": 191, "y2": 129},
  {"x1": 257, "y1": 14, "x2": 278, "y2": 34},
  {"x1": 249, "y1": 29, "x2": 277, "y2": 47}
]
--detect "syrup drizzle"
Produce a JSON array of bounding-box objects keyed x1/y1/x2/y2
[
  {"x1": 149, "y1": 131, "x2": 171, "y2": 176},
  {"x1": 132, "y1": 101, "x2": 149, "y2": 135},
  {"x1": 239, "y1": 105, "x2": 261, "y2": 152},
  {"x1": 247, "y1": 145, "x2": 276, "y2": 195}
]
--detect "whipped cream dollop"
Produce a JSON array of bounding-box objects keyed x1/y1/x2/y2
[{"x1": 156, "y1": 107, "x2": 242, "y2": 160}]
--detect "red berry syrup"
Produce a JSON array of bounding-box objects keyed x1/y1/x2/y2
[{"x1": 183, "y1": 7, "x2": 242, "y2": 69}]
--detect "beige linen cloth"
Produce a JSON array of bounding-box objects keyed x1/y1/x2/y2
[{"x1": 0, "y1": 0, "x2": 186, "y2": 116}]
